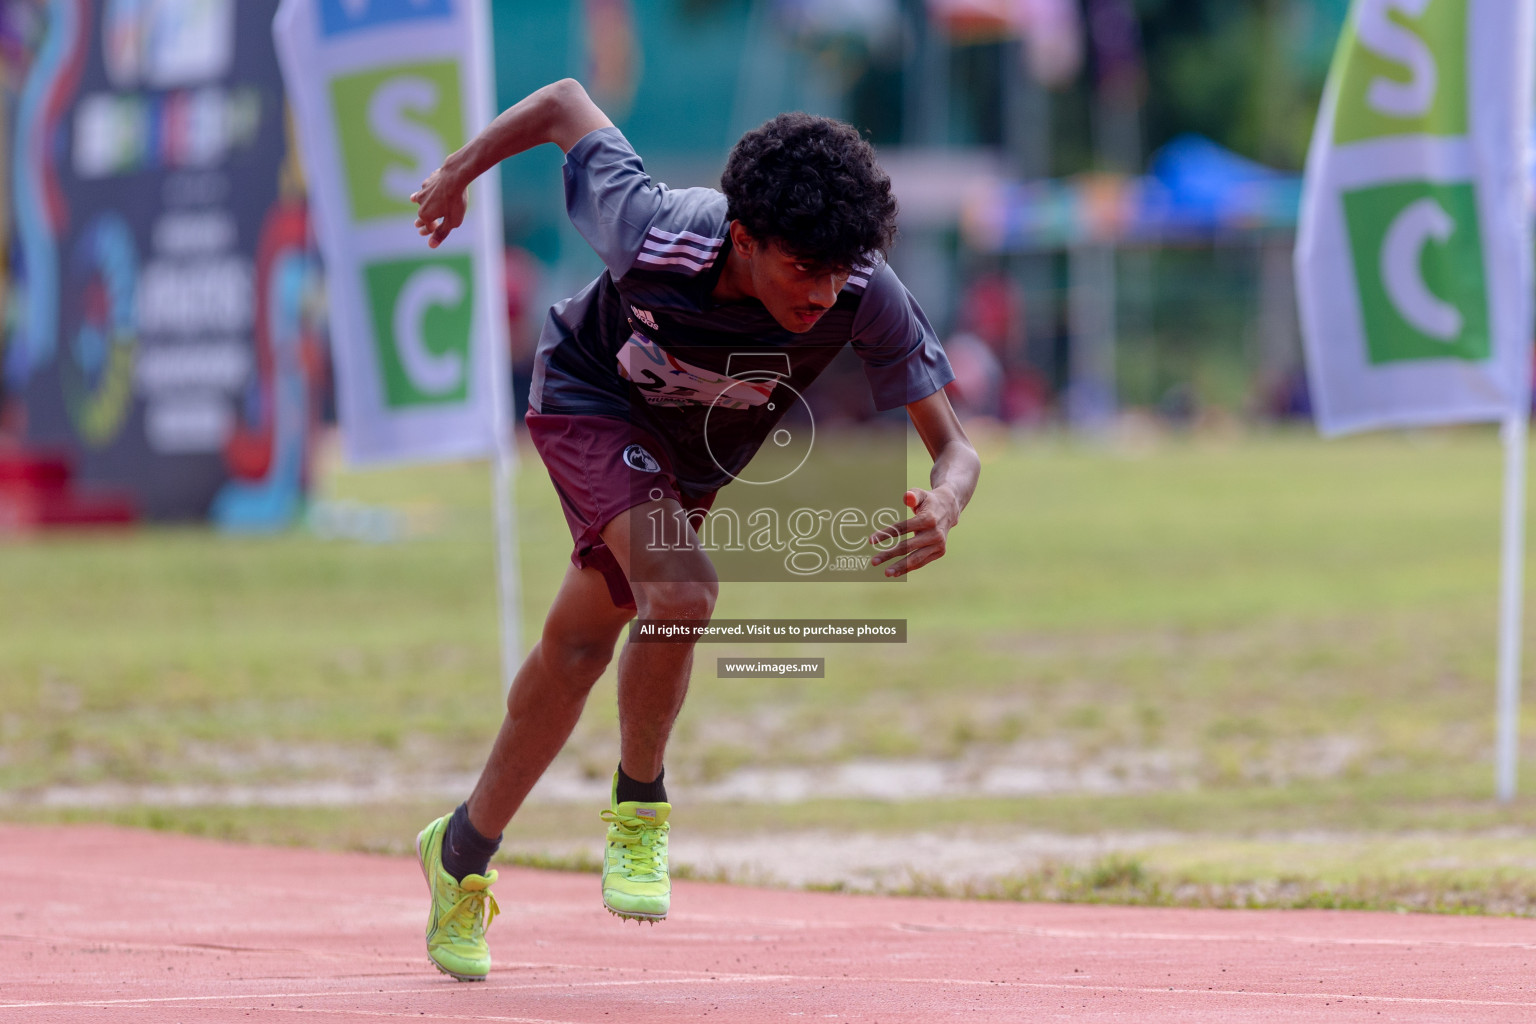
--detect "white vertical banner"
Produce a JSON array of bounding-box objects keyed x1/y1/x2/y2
[
  {"x1": 1295, "y1": 0, "x2": 1534, "y2": 436},
  {"x1": 1297, "y1": 0, "x2": 1536, "y2": 800},
  {"x1": 274, "y1": 0, "x2": 520, "y2": 675},
  {"x1": 272, "y1": 0, "x2": 510, "y2": 465}
]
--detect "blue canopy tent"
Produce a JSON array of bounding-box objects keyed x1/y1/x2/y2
[
  {"x1": 959, "y1": 135, "x2": 1303, "y2": 428},
  {"x1": 962, "y1": 133, "x2": 1302, "y2": 253}
]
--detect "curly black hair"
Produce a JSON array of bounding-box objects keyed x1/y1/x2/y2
[{"x1": 721, "y1": 113, "x2": 898, "y2": 272}]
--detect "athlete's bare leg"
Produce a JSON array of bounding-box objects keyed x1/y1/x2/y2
[
  {"x1": 464, "y1": 498, "x2": 715, "y2": 835},
  {"x1": 601, "y1": 498, "x2": 717, "y2": 784},
  {"x1": 465, "y1": 563, "x2": 633, "y2": 837}
]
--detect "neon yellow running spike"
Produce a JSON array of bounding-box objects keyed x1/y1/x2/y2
[
  {"x1": 416, "y1": 814, "x2": 499, "y2": 981},
  {"x1": 601, "y1": 773, "x2": 671, "y2": 921}
]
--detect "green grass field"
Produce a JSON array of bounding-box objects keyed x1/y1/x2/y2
[{"x1": 5, "y1": 425, "x2": 1536, "y2": 913}]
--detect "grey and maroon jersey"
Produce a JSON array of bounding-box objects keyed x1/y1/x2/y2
[{"x1": 528, "y1": 126, "x2": 953, "y2": 493}]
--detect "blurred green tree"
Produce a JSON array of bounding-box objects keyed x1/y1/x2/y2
[{"x1": 1137, "y1": 0, "x2": 1346, "y2": 171}]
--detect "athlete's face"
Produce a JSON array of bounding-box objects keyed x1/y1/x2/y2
[{"x1": 730, "y1": 224, "x2": 849, "y2": 333}]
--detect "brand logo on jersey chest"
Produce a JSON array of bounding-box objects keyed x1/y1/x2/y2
[{"x1": 630, "y1": 306, "x2": 658, "y2": 330}]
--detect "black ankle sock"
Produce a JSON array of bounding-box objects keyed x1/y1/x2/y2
[
  {"x1": 615, "y1": 763, "x2": 667, "y2": 804},
  {"x1": 441, "y1": 802, "x2": 502, "y2": 881}
]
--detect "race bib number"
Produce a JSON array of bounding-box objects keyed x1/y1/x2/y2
[{"x1": 617, "y1": 333, "x2": 775, "y2": 409}]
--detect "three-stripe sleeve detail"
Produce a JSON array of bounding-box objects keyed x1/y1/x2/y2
[{"x1": 634, "y1": 227, "x2": 724, "y2": 274}]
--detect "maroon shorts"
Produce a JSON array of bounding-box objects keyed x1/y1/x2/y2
[{"x1": 526, "y1": 412, "x2": 717, "y2": 610}]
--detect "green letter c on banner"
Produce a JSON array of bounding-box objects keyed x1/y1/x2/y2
[{"x1": 364, "y1": 255, "x2": 475, "y2": 408}]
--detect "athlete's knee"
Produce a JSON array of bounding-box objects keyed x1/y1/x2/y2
[
  {"x1": 538, "y1": 633, "x2": 619, "y2": 690},
  {"x1": 633, "y1": 577, "x2": 718, "y2": 622}
]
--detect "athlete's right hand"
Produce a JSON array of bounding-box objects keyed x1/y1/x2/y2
[{"x1": 411, "y1": 163, "x2": 467, "y2": 248}]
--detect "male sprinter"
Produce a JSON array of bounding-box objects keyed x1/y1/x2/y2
[{"x1": 409, "y1": 78, "x2": 980, "y2": 981}]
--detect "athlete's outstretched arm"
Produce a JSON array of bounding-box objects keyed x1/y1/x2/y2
[
  {"x1": 869, "y1": 389, "x2": 980, "y2": 577},
  {"x1": 412, "y1": 78, "x2": 613, "y2": 248}
]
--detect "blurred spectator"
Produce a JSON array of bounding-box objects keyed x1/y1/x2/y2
[
  {"x1": 1158, "y1": 381, "x2": 1196, "y2": 428},
  {"x1": 582, "y1": 0, "x2": 641, "y2": 120},
  {"x1": 1257, "y1": 365, "x2": 1312, "y2": 421},
  {"x1": 504, "y1": 246, "x2": 541, "y2": 422},
  {"x1": 952, "y1": 268, "x2": 1055, "y2": 426},
  {"x1": 963, "y1": 270, "x2": 1019, "y2": 353},
  {"x1": 1000, "y1": 364, "x2": 1050, "y2": 425},
  {"x1": 943, "y1": 331, "x2": 1004, "y2": 420},
  {"x1": 926, "y1": 0, "x2": 1082, "y2": 86}
]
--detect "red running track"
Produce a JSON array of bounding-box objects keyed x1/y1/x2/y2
[{"x1": 1, "y1": 824, "x2": 1534, "y2": 1022}]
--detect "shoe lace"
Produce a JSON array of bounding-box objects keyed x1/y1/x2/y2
[
  {"x1": 439, "y1": 883, "x2": 499, "y2": 942},
  {"x1": 601, "y1": 810, "x2": 669, "y2": 880}
]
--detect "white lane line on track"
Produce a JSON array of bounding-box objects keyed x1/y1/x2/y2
[
  {"x1": 2, "y1": 1002, "x2": 580, "y2": 1024},
  {"x1": 890, "y1": 921, "x2": 1536, "y2": 950},
  {"x1": 0, "y1": 984, "x2": 630, "y2": 1012},
  {"x1": 3, "y1": 970, "x2": 1535, "y2": 1012},
  {"x1": 0, "y1": 931, "x2": 424, "y2": 966},
  {"x1": 10, "y1": 916, "x2": 1536, "y2": 956},
  {"x1": 626, "y1": 909, "x2": 1536, "y2": 950},
  {"x1": 205, "y1": 1011, "x2": 583, "y2": 1024}
]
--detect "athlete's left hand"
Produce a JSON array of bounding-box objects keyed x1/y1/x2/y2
[
  {"x1": 411, "y1": 163, "x2": 468, "y2": 249},
  {"x1": 869, "y1": 486, "x2": 962, "y2": 577}
]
